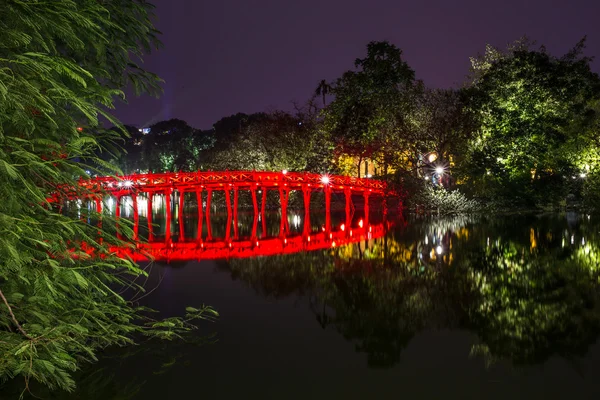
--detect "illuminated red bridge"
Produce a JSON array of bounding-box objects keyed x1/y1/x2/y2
[{"x1": 68, "y1": 170, "x2": 399, "y2": 260}]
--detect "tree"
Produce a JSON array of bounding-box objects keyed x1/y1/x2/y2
[
  {"x1": 314, "y1": 79, "x2": 332, "y2": 108},
  {"x1": 324, "y1": 41, "x2": 417, "y2": 177},
  {"x1": 0, "y1": 0, "x2": 215, "y2": 393},
  {"x1": 462, "y1": 38, "x2": 600, "y2": 207},
  {"x1": 205, "y1": 111, "x2": 318, "y2": 172}
]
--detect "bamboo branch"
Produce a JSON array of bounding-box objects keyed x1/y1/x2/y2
[{"x1": 0, "y1": 287, "x2": 33, "y2": 340}]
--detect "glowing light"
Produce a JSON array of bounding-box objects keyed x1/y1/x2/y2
[
  {"x1": 435, "y1": 166, "x2": 444, "y2": 174},
  {"x1": 77, "y1": 127, "x2": 83, "y2": 132},
  {"x1": 340, "y1": 223, "x2": 345, "y2": 231},
  {"x1": 282, "y1": 169, "x2": 288, "y2": 174},
  {"x1": 321, "y1": 175, "x2": 330, "y2": 184},
  {"x1": 358, "y1": 219, "x2": 363, "y2": 228},
  {"x1": 332, "y1": 242, "x2": 336, "y2": 247},
  {"x1": 428, "y1": 153, "x2": 437, "y2": 163},
  {"x1": 124, "y1": 180, "x2": 133, "y2": 187},
  {"x1": 580, "y1": 173, "x2": 587, "y2": 178},
  {"x1": 436, "y1": 245, "x2": 443, "y2": 255},
  {"x1": 366, "y1": 174, "x2": 372, "y2": 178}
]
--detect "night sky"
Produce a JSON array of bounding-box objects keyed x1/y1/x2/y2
[{"x1": 114, "y1": 0, "x2": 600, "y2": 130}]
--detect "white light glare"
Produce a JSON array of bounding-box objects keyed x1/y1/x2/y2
[
  {"x1": 436, "y1": 245, "x2": 443, "y2": 255},
  {"x1": 124, "y1": 180, "x2": 133, "y2": 187},
  {"x1": 282, "y1": 169, "x2": 288, "y2": 175},
  {"x1": 435, "y1": 166, "x2": 444, "y2": 174},
  {"x1": 321, "y1": 175, "x2": 330, "y2": 184},
  {"x1": 580, "y1": 173, "x2": 587, "y2": 178}
]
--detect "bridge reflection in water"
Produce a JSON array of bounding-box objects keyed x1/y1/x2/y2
[{"x1": 76, "y1": 171, "x2": 399, "y2": 261}]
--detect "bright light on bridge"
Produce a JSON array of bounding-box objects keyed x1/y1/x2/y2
[{"x1": 321, "y1": 175, "x2": 330, "y2": 184}]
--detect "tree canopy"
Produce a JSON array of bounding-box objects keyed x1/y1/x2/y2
[{"x1": 0, "y1": 0, "x2": 215, "y2": 394}]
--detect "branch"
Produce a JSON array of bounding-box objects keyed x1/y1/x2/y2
[{"x1": 0, "y1": 288, "x2": 33, "y2": 340}]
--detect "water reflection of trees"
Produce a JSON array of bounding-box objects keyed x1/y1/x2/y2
[{"x1": 222, "y1": 214, "x2": 600, "y2": 368}]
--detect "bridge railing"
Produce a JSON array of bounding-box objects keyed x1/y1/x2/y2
[{"x1": 77, "y1": 170, "x2": 392, "y2": 195}]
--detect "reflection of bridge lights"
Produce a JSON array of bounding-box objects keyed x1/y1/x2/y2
[
  {"x1": 321, "y1": 175, "x2": 330, "y2": 184},
  {"x1": 358, "y1": 219, "x2": 363, "y2": 228},
  {"x1": 436, "y1": 245, "x2": 443, "y2": 255}
]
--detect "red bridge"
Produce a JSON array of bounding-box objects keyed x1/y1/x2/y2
[{"x1": 66, "y1": 170, "x2": 399, "y2": 261}]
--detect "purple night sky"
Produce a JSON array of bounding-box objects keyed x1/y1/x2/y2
[{"x1": 113, "y1": 0, "x2": 600, "y2": 130}]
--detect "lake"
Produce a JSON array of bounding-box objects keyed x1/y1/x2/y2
[{"x1": 11, "y1": 208, "x2": 600, "y2": 399}]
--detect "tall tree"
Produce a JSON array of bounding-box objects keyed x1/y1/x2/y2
[
  {"x1": 463, "y1": 38, "x2": 600, "y2": 207},
  {"x1": 0, "y1": 0, "x2": 215, "y2": 393},
  {"x1": 315, "y1": 79, "x2": 333, "y2": 108},
  {"x1": 324, "y1": 41, "x2": 417, "y2": 177}
]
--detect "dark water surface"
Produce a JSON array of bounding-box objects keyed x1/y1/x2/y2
[{"x1": 12, "y1": 211, "x2": 600, "y2": 399}]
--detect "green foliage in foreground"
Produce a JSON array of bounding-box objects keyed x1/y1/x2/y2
[{"x1": 0, "y1": 0, "x2": 216, "y2": 395}]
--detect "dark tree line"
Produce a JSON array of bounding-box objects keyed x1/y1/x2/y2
[{"x1": 105, "y1": 38, "x2": 600, "y2": 212}]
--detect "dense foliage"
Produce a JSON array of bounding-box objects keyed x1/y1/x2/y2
[
  {"x1": 0, "y1": 0, "x2": 215, "y2": 394},
  {"x1": 459, "y1": 39, "x2": 600, "y2": 208}
]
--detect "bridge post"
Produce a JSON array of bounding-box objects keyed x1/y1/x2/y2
[
  {"x1": 206, "y1": 189, "x2": 213, "y2": 241},
  {"x1": 261, "y1": 187, "x2": 267, "y2": 238},
  {"x1": 196, "y1": 189, "x2": 203, "y2": 243},
  {"x1": 251, "y1": 188, "x2": 258, "y2": 241},
  {"x1": 233, "y1": 188, "x2": 239, "y2": 240},
  {"x1": 178, "y1": 190, "x2": 185, "y2": 241},
  {"x1": 147, "y1": 192, "x2": 153, "y2": 242},
  {"x1": 279, "y1": 188, "x2": 287, "y2": 237},
  {"x1": 302, "y1": 185, "x2": 311, "y2": 236},
  {"x1": 115, "y1": 195, "x2": 121, "y2": 239},
  {"x1": 95, "y1": 197, "x2": 102, "y2": 214},
  {"x1": 345, "y1": 188, "x2": 352, "y2": 231},
  {"x1": 325, "y1": 185, "x2": 331, "y2": 234},
  {"x1": 95, "y1": 196, "x2": 103, "y2": 244},
  {"x1": 225, "y1": 188, "x2": 232, "y2": 241},
  {"x1": 132, "y1": 193, "x2": 139, "y2": 241},
  {"x1": 165, "y1": 189, "x2": 172, "y2": 244},
  {"x1": 363, "y1": 191, "x2": 370, "y2": 227}
]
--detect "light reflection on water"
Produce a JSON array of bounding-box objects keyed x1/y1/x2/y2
[{"x1": 9, "y1": 212, "x2": 600, "y2": 399}]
